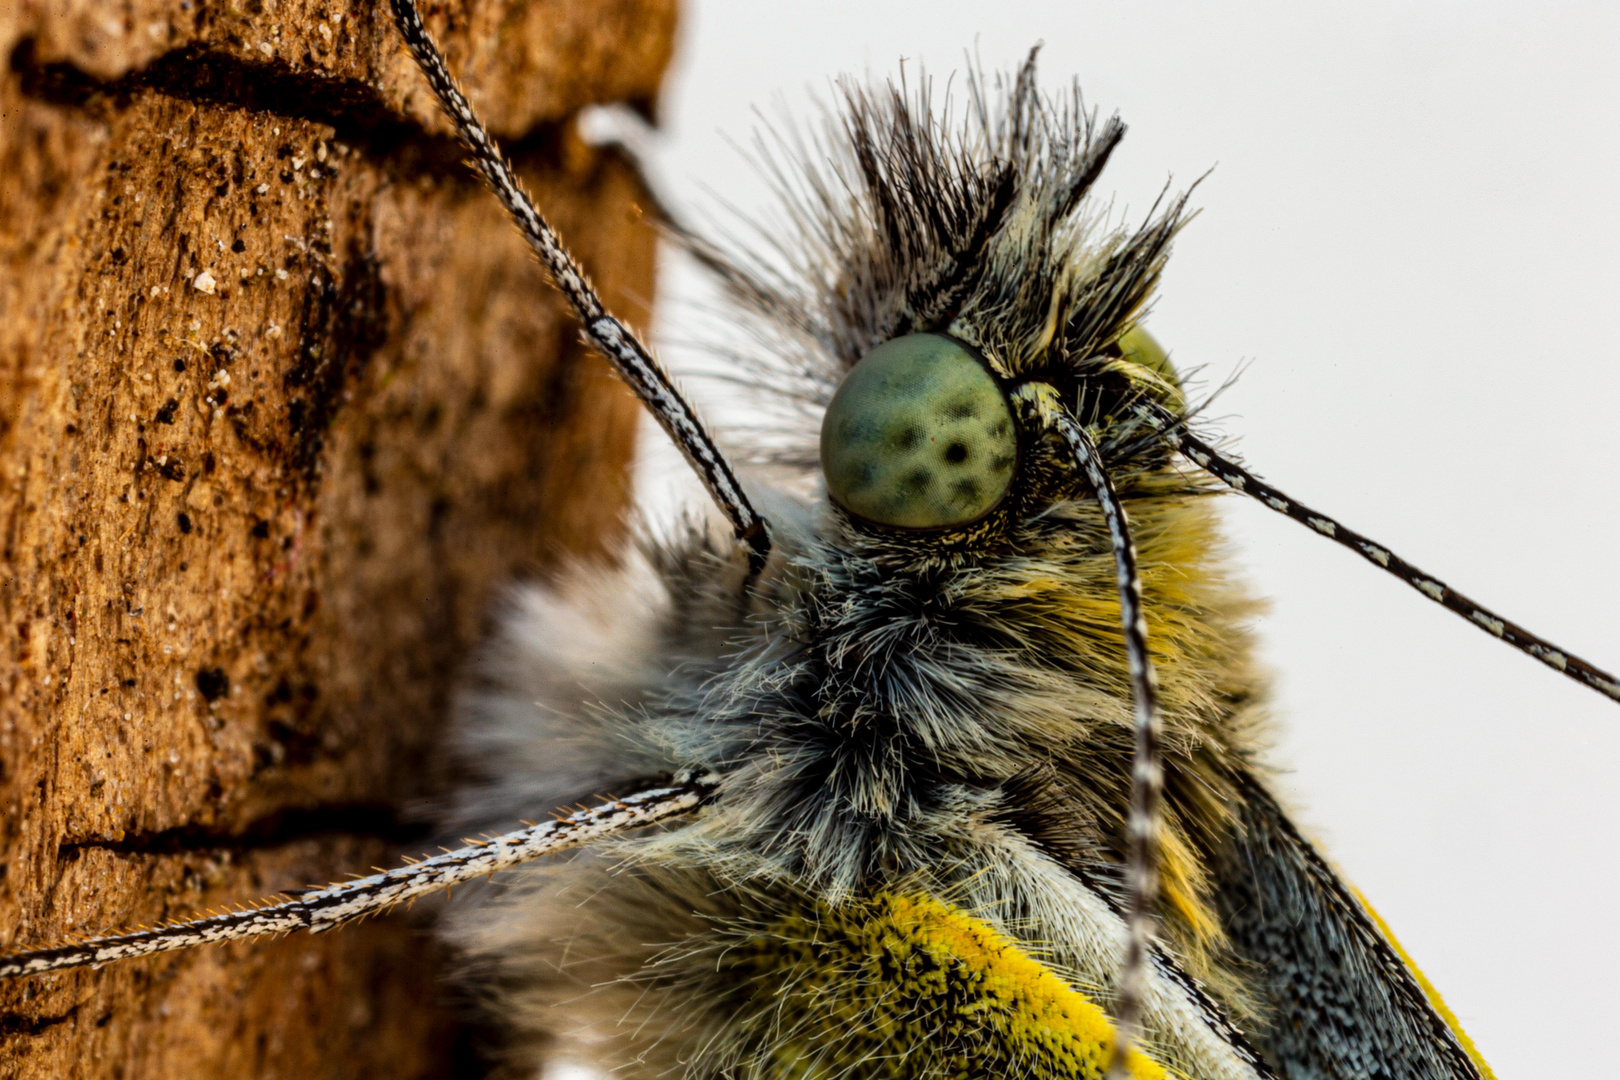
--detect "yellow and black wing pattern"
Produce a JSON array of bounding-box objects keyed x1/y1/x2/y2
[
  {"x1": 1212, "y1": 772, "x2": 1498, "y2": 1080},
  {"x1": 707, "y1": 817, "x2": 1497, "y2": 1080},
  {"x1": 726, "y1": 890, "x2": 1166, "y2": 1080}
]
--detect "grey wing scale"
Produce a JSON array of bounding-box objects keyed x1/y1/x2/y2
[{"x1": 1212, "y1": 771, "x2": 1485, "y2": 1080}]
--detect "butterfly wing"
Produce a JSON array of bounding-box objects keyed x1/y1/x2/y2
[
  {"x1": 719, "y1": 890, "x2": 1170, "y2": 1080},
  {"x1": 1213, "y1": 772, "x2": 1497, "y2": 1080}
]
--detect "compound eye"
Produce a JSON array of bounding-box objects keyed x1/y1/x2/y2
[
  {"x1": 820, "y1": 333, "x2": 1017, "y2": 529},
  {"x1": 1116, "y1": 324, "x2": 1180, "y2": 390}
]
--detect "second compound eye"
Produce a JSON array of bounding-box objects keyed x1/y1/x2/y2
[{"x1": 819, "y1": 334, "x2": 1017, "y2": 530}]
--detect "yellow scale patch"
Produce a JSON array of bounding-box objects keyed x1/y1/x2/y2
[{"x1": 735, "y1": 891, "x2": 1166, "y2": 1079}]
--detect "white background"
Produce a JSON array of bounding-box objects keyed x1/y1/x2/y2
[{"x1": 627, "y1": 2, "x2": 1620, "y2": 1075}]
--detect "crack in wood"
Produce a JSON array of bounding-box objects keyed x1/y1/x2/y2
[
  {"x1": 7, "y1": 37, "x2": 571, "y2": 181},
  {"x1": 58, "y1": 803, "x2": 430, "y2": 860},
  {"x1": 0, "y1": 1005, "x2": 80, "y2": 1037}
]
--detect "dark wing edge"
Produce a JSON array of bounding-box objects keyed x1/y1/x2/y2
[{"x1": 1211, "y1": 770, "x2": 1498, "y2": 1080}]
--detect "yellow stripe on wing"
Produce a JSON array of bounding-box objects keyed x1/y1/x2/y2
[
  {"x1": 742, "y1": 890, "x2": 1167, "y2": 1079},
  {"x1": 1354, "y1": 888, "x2": 1499, "y2": 1080}
]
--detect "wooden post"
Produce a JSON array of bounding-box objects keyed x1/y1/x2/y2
[{"x1": 0, "y1": 2, "x2": 675, "y2": 1075}]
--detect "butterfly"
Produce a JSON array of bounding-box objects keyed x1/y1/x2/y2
[{"x1": 0, "y1": 3, "x2": 1614, "y2": 1078}]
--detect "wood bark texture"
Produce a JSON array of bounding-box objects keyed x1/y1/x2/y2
[{"x1": 0, "y1": 1, "x2": 676, "y2": 1076}]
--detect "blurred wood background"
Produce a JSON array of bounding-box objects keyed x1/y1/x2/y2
[{"x1": 0, "y1": 1, "x2": 674, "y2": 1075}]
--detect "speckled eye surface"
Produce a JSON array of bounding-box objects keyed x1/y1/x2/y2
[
  {"x1": 820, "y1": 334, "x2": 1017, "y2": 529},
  {"x1": 1116, "y1": 325, "x2": 1179, "y2": 389}
]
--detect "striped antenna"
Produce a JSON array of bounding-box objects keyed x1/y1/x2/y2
[
  {"x1": 0, "y1": 774, "x2": 718, "y2": 980},
  {"x1": 1134, "y1": 402, "x2": 1620, "y2": 706},
  {"x1": 1014, "y1": 384, "x2": 1162, "y2": 1078},
  {"x1": 387, "y1": 0, "x2": 769, "y2": 567}
]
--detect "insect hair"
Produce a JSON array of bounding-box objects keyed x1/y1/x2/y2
[{"x1": 2, "y1": 5, "x2": 1616, "y2": 1079}]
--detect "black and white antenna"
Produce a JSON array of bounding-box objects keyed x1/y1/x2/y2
[
  {"x1": 1134, "y1": 401, "x2": 1620, "y2": 706},
  {"x1": 0, "y1": 775, "x2": 718, "y2": 980},
  {"x1": 1015, "y1": 383, "x2": 1162, "y2": 1078},
  {"x1": 387, "y1": 0, "x2": 769, "y2": 566}
]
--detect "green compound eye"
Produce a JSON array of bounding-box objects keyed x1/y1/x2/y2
[
  {"x1": 820, "y1": 334, "x2": 1017, "y2": 529},
  {"x1": 1115, "y1": 324, "x2": 1180, "y2": 390}
]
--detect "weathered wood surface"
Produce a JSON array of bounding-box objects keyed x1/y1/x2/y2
[{"x1": 0, "y1": 1, "x2": 675, "y2": 1075}]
